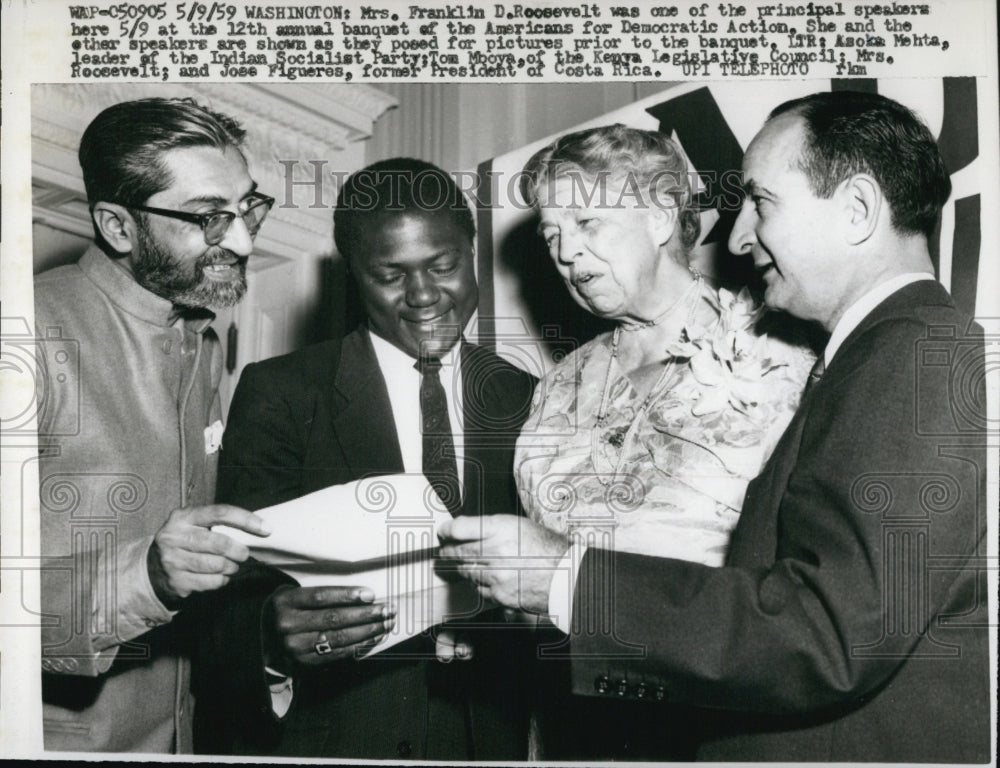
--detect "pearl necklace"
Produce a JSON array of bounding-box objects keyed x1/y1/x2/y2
[{"x1": 591, "y1": 275, "x2": 703, "y2": 483}]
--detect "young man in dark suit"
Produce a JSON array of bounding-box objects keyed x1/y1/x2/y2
[
  {"x1": 202, "y1": 158, "x2": 536, "y2": 759},
  {"x1": 440, "y1": 91, "x2": 990, "y2": 762}
]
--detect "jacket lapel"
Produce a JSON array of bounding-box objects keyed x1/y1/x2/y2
[
  {"x1": 329, "y1": 327, "x2": 405, "y2": 478},
  {"x1": 823, "y1": 279, "x2": 952, "y2": 389},
  {"x1": 323, "y1": 337, "x2": 519, "y2": 513},
  {"x1": 459, "y1": 342, "x2": 484, "y2": 517},
  {"x1": 726, "y1": 405, "x2": 809, "y2": 567},
  {"x1": 459, "y1": 342, "x2": 523, "y2": 518},
  {"x1": 727, "y1": 280, "x2": 952, "y2": 568}
]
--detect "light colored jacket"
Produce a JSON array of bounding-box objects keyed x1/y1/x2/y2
[{"x1": 34, "y1": 245, "x2": 222, "y2": 752}]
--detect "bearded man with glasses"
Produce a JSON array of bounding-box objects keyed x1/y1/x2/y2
[{"x1": 34, "y1": 97, "x2": 278, "y2": 753}]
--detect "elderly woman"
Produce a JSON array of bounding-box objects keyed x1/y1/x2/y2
[
  {"x1": 441, "y1": 124, "x2": 815, "y2": 760},
  {"x1": 515, "y1": 124, "x2": 815, "y2": 569},
  {"x1": 507, "y1": 124, "x2": 815, "y2": 759}
]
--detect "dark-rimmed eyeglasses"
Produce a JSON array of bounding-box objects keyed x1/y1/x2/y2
[{"x1": 128, "y1": 191, "x2": 275, "y2": 246}]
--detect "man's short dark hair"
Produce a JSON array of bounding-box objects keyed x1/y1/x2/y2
[
  {"x1": 79, "y1": 97, "x2": 246, "y2": 208},
  {"x1": 333, "y1": 157, "x2": 475, "y2": 263},
  {"x1": 769, "y1": 90, "x2": 951, "y2": 238}
]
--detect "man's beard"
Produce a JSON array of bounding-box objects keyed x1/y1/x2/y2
[{"x1": 133, "y1": 223, "x2": 248, "y2": 309}]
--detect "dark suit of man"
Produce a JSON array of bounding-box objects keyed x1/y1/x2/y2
[
  {"x1": 200, "y1": 325, "x2": 536, "y2": 759},
  {"x1": 569, "y1": 280, "x2": 989, "y2": 762}
]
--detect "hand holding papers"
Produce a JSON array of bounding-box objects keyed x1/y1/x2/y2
[
  {"x1": 263, "y1": 585, "x2": 394, "y2": 668},
  {"x1": 437, "y1": 513, "x2": 571, "y2": 617},
  {"x1": 215, "y1": 474, "x2": 487, "y2": 658}
]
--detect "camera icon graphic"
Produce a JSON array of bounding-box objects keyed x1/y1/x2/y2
[
  {"x1": 1, "y1": 317, "x2": 81, "y2": 436},
  {"x1": 468, "y1": 316, "x2": 581, "y2": 439},
  {"x1": 914, "y1": 322, "x2": 995, "y2": 436}
]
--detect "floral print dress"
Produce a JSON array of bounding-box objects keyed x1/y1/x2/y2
[{"x1": 516, "y1": 286, "x2": 816, "y2": 567}]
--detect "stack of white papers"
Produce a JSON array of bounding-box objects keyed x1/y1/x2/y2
[{"x1": 215, "y1": 474, "x2": 487, "y2": 655}]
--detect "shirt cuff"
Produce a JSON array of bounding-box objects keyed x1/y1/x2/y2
[
  {"x1": 547, "y1": 540, "x2": 587, "y2": 635},
  {"x1": 265, "y1": 666, "x2": 294, "y2": 717},
  {"x1": 96, "y1": 535, "x2": 176, "y2": 650}
]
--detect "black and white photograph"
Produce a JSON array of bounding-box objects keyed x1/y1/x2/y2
[{"x1": 1, "y1": 0, "x2": 998, "y2": 763}]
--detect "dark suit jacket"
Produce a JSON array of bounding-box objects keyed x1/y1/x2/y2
[
  {"x1": 569, "y1": 280, "x2": 990, "y2": 762},
  {"x1": 196, "y1": 326, "x2": 537, "y2": 760}
]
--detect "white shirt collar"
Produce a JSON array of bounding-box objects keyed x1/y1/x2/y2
[
  {"x1": 367, "y1": 328, "x2": 460, "y2": 371},
  {"x1": 367, "y1": 327, "x2": 464, "y2": 482},
  {"x1": 825, "y1": 273, "x2": 936, "y2": 366}
]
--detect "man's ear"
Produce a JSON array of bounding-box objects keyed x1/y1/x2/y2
[
  {"x1": 840, "y1": 173, "x2": 881, "y2": 246},
  {"x1": 91, "y1": 202, "x2": 137, "y2": 254}
]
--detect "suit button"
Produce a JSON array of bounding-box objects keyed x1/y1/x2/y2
[
  {"x1": 594, "y1": 675, "x2": 610, "y2": 694},
  {"x1": 616, "y1": 678, "x2": 629, "y2": 696},
  {"x1": 655, "y1": 685, "x2": 667, "y2": 701},
  {"x1": 396, "y1": 741, "x2": 412, "y2": 758},
  {"x1": 634, "y1": 683, "x2": 648, "y2": 699}
]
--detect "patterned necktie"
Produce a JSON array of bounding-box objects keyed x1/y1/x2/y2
[
  {"x1": 415, "y1": 356, "x2": 462, "y2": 516},
  {"x1": 804, "y1": 354, "x2": 826, "y2": 395}
]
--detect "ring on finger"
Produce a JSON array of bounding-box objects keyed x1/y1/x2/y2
[{"x1": 314, "y1": 633, "x2": 333, "y2": 655}]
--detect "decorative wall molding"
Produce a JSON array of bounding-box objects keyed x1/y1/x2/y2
[{"x1": 253, "y1": 84, "x2": 399, "y2": 137}]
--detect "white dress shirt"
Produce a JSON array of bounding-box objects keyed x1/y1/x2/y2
[
  {"x1": 546, "y1": 273, "x2": 938, "y2": 634},
  {"x1": 267, "y1": 330, "x2": 468, "y2": 709},
  {"x1": 369, "y1": 330, "x2": 466, "y2": 487}
]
